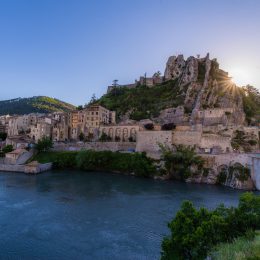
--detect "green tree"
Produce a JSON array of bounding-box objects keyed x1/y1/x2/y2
[
  {"x1": 2, "y1": 144, "x2": 13, "y2": 154},
  {"x1": 78, "y1": 132, "x2": 85, "y2": 141},
  {"x1": 36, "y1": 137, "x2": 53, "y2": 152},
  {"x1": 99, "y1": 132, "x2": 112, "y2": 142},
  {"x1": 161, "y1": 193, "x2": 260, "y2": 260},
  {"x1": 160, "y1": 144, "x2": 204, "y2": 180},
  {"x1": 0, "y1": 132, "x2": 7, "y2": 141}
]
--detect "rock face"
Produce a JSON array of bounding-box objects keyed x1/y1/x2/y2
[
  {"x1": 161, "y1": 53, "x2": 246, "y2": 126},
  {"x1": 164, "y1": 55, "x2": 186, "y2": 80}
]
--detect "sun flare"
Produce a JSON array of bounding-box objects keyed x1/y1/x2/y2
[{"x1": 229, "y1": 67, "x2": 253, "y2": 87}]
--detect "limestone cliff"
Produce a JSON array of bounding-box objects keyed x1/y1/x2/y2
[{"x1": 100, "y1": 53, "x2": 260, "y2": 126}]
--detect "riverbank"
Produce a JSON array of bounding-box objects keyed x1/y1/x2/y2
[
  {"x1": 32, "y1": 150, "x2": 260, "y2": 191},
  {"x1": 32, "y1": 150, "x2": 156, "y2": 177}
]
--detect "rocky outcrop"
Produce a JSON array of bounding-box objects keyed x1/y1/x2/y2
[{"x1": 164, "y1": 55, "x2": 186, "y2": 80}]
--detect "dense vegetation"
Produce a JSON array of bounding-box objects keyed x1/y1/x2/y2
[
  {"x1": 98, "y1": 80, "x2": 185, "y2": 121},
  {"x1": 0, "y1": 96, "x2": 75, "y2": 115},
  {"x1": 231, "y1": 129, "x2": 259, "y2": 152},
  {"x1": 210, "y1": 231, "x2": 260, "y2": 259},
  {"x1": 217, "y1": 163, "x2": 251, "y2": 185},
  {"x1": 33, "y1": 150, "x2": 156, "y2": 177},
  {"x1": 160, "y1": 144, "x2": 205, "y2": 180},
  {"x1": 0, "y1": 144, "x2": 13, "y2": 157},
  {"x1": 240, "y1": 85, "x2": 260, "y2": 125},
  {"x1": 35, "y1": 137, "x2": 53, "y2": 152},
  {"x1": 161, "y1": 192, "x2": 260, "y2": 260}
]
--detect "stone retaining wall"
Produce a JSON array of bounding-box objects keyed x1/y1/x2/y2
[{"x1": 52, "y1": 142, "x2": 136, "y2": 152}]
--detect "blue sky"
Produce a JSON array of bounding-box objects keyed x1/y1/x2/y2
[{"x1": 0, "y1": 0, "x2": 259, "y2": 105}]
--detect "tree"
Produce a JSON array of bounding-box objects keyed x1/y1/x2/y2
[
  {"x1": 76, "y1": 105, "x2": 83, "y2": 111},
  {"x1": 2, "y1": 144, "x2": 13, "y2": 154},
  {"x1": 36, "y1": 137, "x2": 53, "y2": 152},
  {"x1": 160, "y1": 144, "x2": 204, "y2": 180},
  {"x1": 79, "y1": 132, "x2": 85, "y2": 141},
  {"x1": 161, "y1": 193, "x2": 260, "y2": 260},
  {"x1": 99, "y1": 132, "x2": 112, "y2": 142},
  {"x1": 0, "y1": 132, "x2": 7, "y2": 141}
]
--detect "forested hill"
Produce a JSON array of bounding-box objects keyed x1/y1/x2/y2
[{"x1": 0, "y1": 96, "x2": 75, "y2": 115}]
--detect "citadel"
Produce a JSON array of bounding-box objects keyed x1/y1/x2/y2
[{"x1": 0, "y1": 53, "x2": 259, "y2": 190}]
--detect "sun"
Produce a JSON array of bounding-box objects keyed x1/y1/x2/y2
[{"x1": 229, "y1": 67, "x2": 253, "y2": 87}]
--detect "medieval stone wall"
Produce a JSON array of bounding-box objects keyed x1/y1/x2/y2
[
  {"x1": 200, "y1": 134, "x2": 232, "y2": 152},
  {"x1": 172, "y1": 129, "x2": 202, "y2": 146},
  {"x1": 136, "y1": 131, "x2": 172, "y2": 158}
]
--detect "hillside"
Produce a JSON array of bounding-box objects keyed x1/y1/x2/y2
[
  {"x1": 0, "y1": 96, "x2": 75, "y2": 115},
  {"x1": 98, "y1": 54, "x2": 260, "y2": 125}
]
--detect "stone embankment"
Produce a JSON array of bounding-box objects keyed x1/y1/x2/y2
[{"x1": 0, "y1": 162, "x2": 52, "y2": 174}]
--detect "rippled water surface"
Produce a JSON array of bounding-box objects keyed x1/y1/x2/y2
[{"x1": 0, "y1": 170, "x2": 245, "y2": 259}]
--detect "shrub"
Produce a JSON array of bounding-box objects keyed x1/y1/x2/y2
[
  {"x1": 36, "y1": 136, "x2": 53, "y2": 152},
  {"x1": 99, "y1": 133, "x2": 112, "y2": 142},
  {"x1": 76, "y1": 150, "x2": 156, "y2": 177},
  {"x1": 0, "y1": 132, "x2": 7, "y2": 141},
  {"x1": 161, "y1": 193, "x2": 260, "y2": 260},
  {"x1": 160, "y1": 144, "x2": 204, "y2": 180},
  {"x1": 2, "y1": 144, "x2": 13, "y2": 154}
]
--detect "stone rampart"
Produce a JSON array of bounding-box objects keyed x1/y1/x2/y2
[
  {"x1": 200, "y1": 134, "x2": 231, "y2": 152},
  {"x1": 52, "y1": 142, "x2": 136, "y2": 152},
  {"x1": 172, "y1": 130, "x2": 202, "y2": 146},
  {"x1": 136, "y1": 131, "x2": 172, "y2": 159}
]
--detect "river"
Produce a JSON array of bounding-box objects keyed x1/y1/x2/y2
[{"x1": 0, "y1": 170, "x2": 247, "y2": 259}]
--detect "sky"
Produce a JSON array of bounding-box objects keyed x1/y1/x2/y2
[{"x1": 0, "y1": 0, "x2": 260, "y2": 105}]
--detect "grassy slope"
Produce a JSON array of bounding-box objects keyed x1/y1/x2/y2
[
  {"x1": 211, "y1": 231, "x2": 260, "y2": 260},
  {"x1": 98, "y1": 79, "x2": 186, "y2": 120},
  {"x1": 0, "y1": 96, "x2": 75, "y2": 115}
]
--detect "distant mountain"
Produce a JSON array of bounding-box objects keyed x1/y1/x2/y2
[{"x1": 0, "y1": 96, "x2": 76, "y2": 116}]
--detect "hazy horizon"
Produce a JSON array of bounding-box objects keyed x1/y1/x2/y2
[{"x1": 1, "y1": 0, "x2": 260, "y2": 105}]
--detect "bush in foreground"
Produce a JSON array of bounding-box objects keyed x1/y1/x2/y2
[
  {"x1": 210, "y1": 231, "x2": 260, "y2": 260},
  {"x1": 161, "y1": 192, "x2": 260, "y2": 260}
]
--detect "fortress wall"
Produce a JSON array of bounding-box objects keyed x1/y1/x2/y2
[
  {"x1": 52, "y1": 142, "x2": 136, "y2": 152},
  {"x1": 136, "y1": 131, "x2": 172, "y2": 158},
  {"x1": 200, "y1": 134, "x2": 232, "y2": 152},
  {"x1": 172, "y1": 130, "x2": 202, "y2": 146}
]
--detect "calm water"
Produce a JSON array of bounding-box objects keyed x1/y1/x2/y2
[{"x1": 0, "y1": 170, "x2": 247, "y2": 260}]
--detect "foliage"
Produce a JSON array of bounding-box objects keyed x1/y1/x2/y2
[
  {"x1": 2, "y1": 144, "x2": 13, "y2": 154},
  {"x1": 231, "y1": 130, "x2": 258, "y2": 152},
  {"x1": 33, "y1": 150, "x2": 156, "y2": 177},
  {"x1": 217, "y1": 164, "x2": 251, "y2": 184},
  {"x1": 161, "y1": 193, "x2": 260, "y2": 260},
  {"x1": 99, "y1": 132, "x2": 112, "y2": 142},
  {"x1": 76, "y1": 105, "x2": 83, "y2": 110},
  {"x1": 229, "y1": 163, "x2": 251, "y2": 182},
  {"x1": 83, "y1": 93, "x2": 98, "y2": 108},
  {"x1": 78, "y1": 132, "x2": 85, "y2": 141},
  {"x1": 35, "y1": 137, "x2": 53, "y2": 152},
  {"x1": 0, "y1": 132, "x2": 7, "y2": 141},
  {"x1": 98, "y1": 79, "x2": 184, "y2": 121},
  {"x1": 0, "y1": 96, "x2": 75, "y2": 116},
  {"x1": 210, "y1": 231, "x2": 260, "y2": 260},
  {"x1": 76, "y1": 150, "x2": 156, "y2": 177},
  {"x1": 160, "y1": 144, "x2": 204, "y2": 180},
  {"x1": 240, "y1": 85, "x2": 260, "y2": 125}
]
